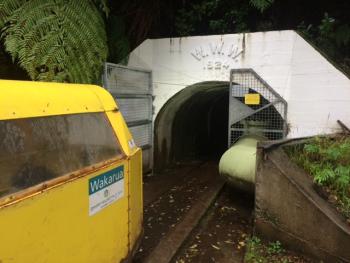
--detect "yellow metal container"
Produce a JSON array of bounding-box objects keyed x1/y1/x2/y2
[{"x1": 0, "y1": 80, "x2": 143, "y2": 263}]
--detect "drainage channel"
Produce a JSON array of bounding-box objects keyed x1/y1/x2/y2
[{"x1": 133, "y1": 162, "x2": 254, "y2": 263}]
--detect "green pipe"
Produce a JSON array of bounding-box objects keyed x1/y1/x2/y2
[{"x1": 219, "y1": 135, "x2": 264, "y2": 192}]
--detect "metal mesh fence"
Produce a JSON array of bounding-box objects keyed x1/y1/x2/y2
[
  {"x1": 116, "y1": 97, "x2": 153, "y2": 123},
  {"x1": 229, "y1": 69, "x2": 287, "y2": 146},
  {"x1": 104, "y1": 64, "x2": 151, "y2": 95},
  {"x1": 103, "y1": 63, "x2": 153, "y2": 172}
]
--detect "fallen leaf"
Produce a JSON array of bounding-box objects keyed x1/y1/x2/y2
[{"x1": 211, "y1": 244, "x2": 220, "y2": 250}]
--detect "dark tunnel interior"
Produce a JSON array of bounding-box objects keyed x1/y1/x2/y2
[
  {"x1": 154, "y1": 82, "x2": 229, "y2": 171},
  {"x1": 171, "y1": 89, "x2": 229, "y2": 162}
]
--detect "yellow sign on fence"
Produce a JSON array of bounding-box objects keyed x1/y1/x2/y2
[{"x1": 244, "y1": 93, "x2": 260, "y2": 105}]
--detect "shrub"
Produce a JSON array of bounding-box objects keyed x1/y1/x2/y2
[{"x1": 287, "y1": 136, "x2": 350, "y2": 219}]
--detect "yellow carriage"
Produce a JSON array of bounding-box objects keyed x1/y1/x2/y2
[{"x1": 0, "y1": 80, "x2": 143, "y2": 263}]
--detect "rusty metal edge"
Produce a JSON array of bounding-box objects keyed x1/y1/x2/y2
[
  {"x1": 121, "y1": 228, "x2": 145, "y2": 263},
  {"x1": 0, "y1": 154, "x2": 126, "y2": 209}
]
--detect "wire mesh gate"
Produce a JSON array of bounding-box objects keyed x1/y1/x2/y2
[
  {"x1": 103, "y1": 63, "x2": 153, "y2": 173},
  {"x1": 228, "y1": 69, "x2": 287, "y2": 147}
]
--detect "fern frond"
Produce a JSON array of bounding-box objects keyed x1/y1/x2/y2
[
  {"x1": 93, "y1": 0, "x2": 109, "y2": 16},
  {"x1": 250, "y1": 0, "x2": 274, "y2": 12},
  {"x1": 0, "y1": 0, "x2": 108, "y2": 83},
  {"x1": 0, "y1": 0, "x2": 25, "y2": 27}
]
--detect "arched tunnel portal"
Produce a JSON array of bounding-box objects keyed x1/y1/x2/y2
[{"x1": 154, "y1": 81, "x2": 229, "y2": 172}]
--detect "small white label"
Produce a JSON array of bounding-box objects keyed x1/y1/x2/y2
[
  {"x1": 128, "y1": 139, "x2": 136, "y2": 149},
  {"x1": 88, "y1": 166, "x2": 124, "y2": 216}
]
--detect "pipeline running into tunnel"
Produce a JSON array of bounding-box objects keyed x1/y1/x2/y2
[{"x1": 154, "y1": 81, "x2": 229, "y2": 171}]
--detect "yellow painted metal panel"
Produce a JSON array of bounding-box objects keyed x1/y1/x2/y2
[
  {"x1": 244, "y1": 93, "x2": 260, "y2": 105},
  {"x1": 105, "y1": 111, "x2": 144, "y2": 251},
  {"x1": 129, "y1": 149, "x2": 143, "y2": 249},
  {"x1": 106, "y1": 111, "x2": 138, "y2": 157},
  {"x1": 0, "y1": 160, "x2": 130, "y2": 263},
  {"x1": 0, "y1": 80, "x2": 117, "y2": 120},
  {"x1": 0, "y1": 80, "x2": 144, "y2": 262}
]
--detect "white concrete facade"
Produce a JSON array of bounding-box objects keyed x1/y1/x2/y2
[{"x1": 128, "y1": 30, "x2": 350, "y2": 138}]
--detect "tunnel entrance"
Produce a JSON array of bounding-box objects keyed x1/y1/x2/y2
[{"x1": 154, "y1": 81, "x2": 229, "y2": 171}]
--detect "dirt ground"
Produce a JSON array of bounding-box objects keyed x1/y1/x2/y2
[
  {"x1": 172, "y1": 185, "x2": 254, "y2": 263},
  {"x1": 133, "y1": 162, "x2": 221, "y2": 262},
  {"x1": 134, "y1": 162, "x2": 318, "y2": 263}
]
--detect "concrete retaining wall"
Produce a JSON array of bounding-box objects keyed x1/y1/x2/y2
[{"x1": 255, "y1": 141, "x2": 350, "y2": 262}]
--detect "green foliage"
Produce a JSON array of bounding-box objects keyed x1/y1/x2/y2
[
  {"x1": 245, "y1": 236, "x2": 288, "y2": 263},
  {"x1": 0, "y1": 43, "x2": 29, "y2": 80},
  {"x1": 335, "y1": 166, "x2": 350, "y2": 193},
  {"x1": 111, "y1": 0, "x2": 165, "y2": 46},
  {"x1": 93, "y1": 0, "x2": 109, "y2": 16},
  {"x1": 175, "y1": 0, "x2": 221, "y2": 36},
  {"x1": 298, "y1": 13, "x2": 350, "y2": 75},
  {"x1": 249, "y1": 0, "x2": 274, "y2": 13},
  {"x1": 267, "y1": 241, "x2": 284, "y2": 255},
  {"x1": 250, "y1": 236, "x2": 262, "y2": 246},
  {"x1": 0, "y1": 0, "x2": 108, "y2": 83},
  {"x1": 175, "y1": 0, "x2": 250, "y2": 36},
  {"x1": 173, "y1": 1, "x2": 350, "y2": 76},
  {"x1": 313, "y1": 166, "x2": 336, "y2": 185},
  {"x1": 304, "y1": 143, "x2": 319, "y2": 154},
  {"x1": 106, "y1": 15, "x2": 130, "y2": 64},
  {"x1": 287, "y1": 136, "x2": 350, "y2": 218},
  {"x1": 245, "y1": 236, "x2": 266, "y2": 263}
]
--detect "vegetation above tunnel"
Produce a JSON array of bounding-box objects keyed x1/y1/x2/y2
[{"x1": 1, "y1": 0, "x2": 349, "y2": 82}]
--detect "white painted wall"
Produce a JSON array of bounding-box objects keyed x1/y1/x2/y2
[
  {"x1": 289, "y1": 36, "x2": 350, "y2": 137},
  {"x1": 128, "y1": 30, "x2": 350, "y2": 138}
]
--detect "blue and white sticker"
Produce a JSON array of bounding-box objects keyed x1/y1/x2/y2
[{"x1": 88, "y1": 165, "x2": 124, "y2": 216}]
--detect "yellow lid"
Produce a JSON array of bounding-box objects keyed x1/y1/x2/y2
[{"x1": 0, "y1": 80, "x2": 117, "y2": 120}]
